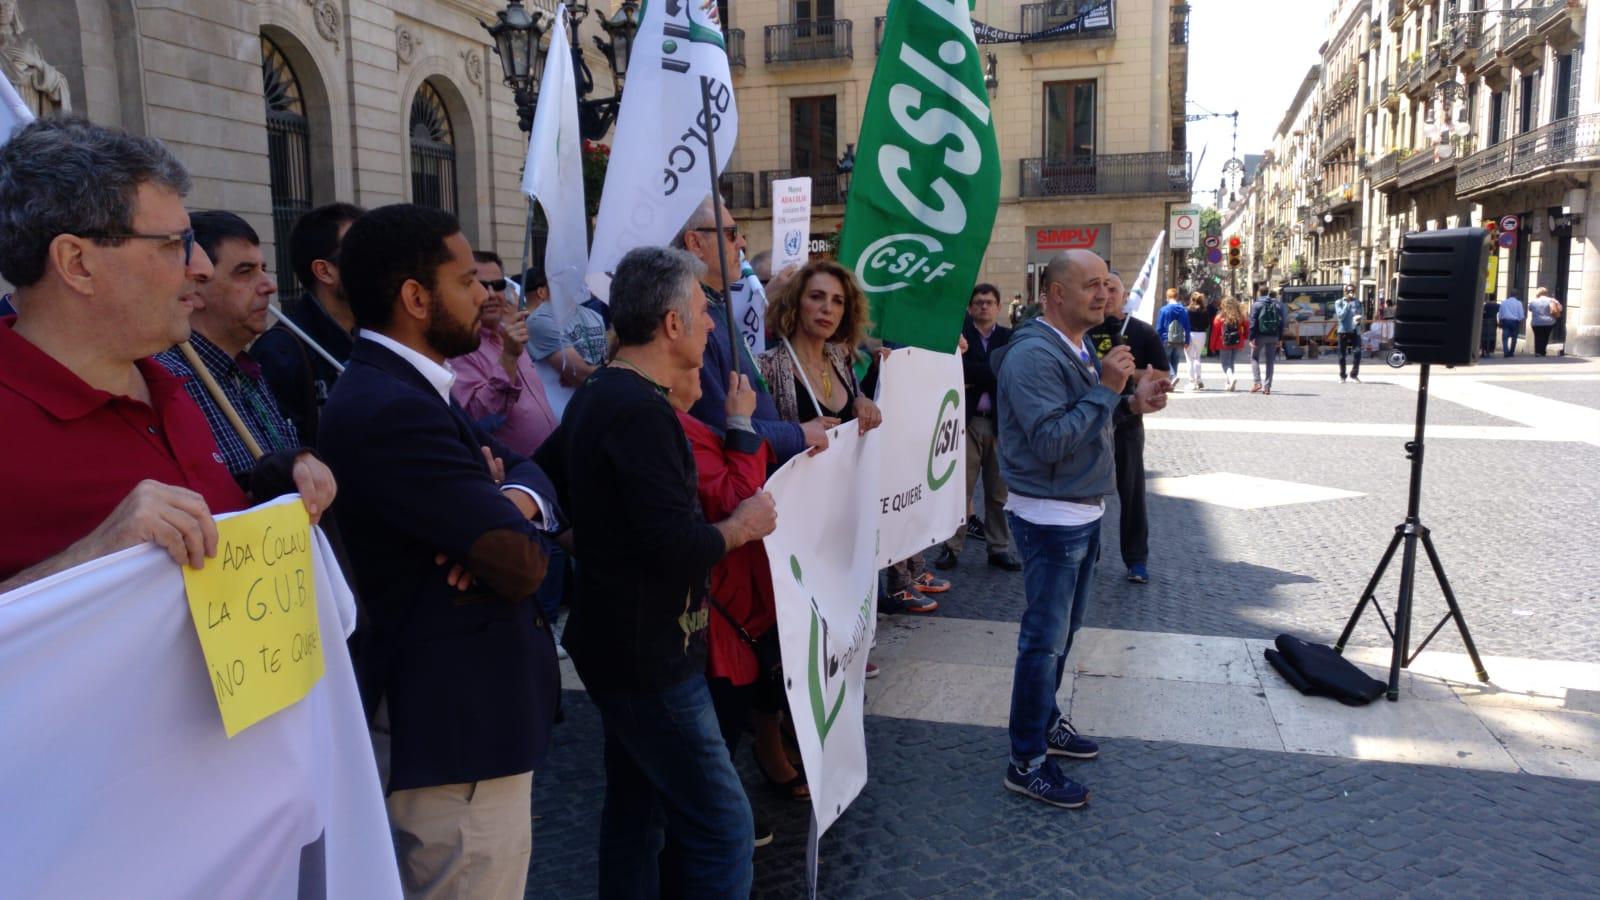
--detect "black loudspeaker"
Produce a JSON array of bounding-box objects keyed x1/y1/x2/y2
[{"x1": 1392, "y1": 228, "x2": 1492, "y2": 366}]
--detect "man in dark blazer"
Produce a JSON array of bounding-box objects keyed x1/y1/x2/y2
[
  {"x1": 935, "y1": 283, "x2": 1020, "y2": 571},
  {"x1": 317, "y1": 204, "x2": 559, "y2": 900}
]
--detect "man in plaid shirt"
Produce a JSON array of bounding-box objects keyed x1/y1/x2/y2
[{"x1": 155, "y1": 211, "x2": 301, "y2": 485}]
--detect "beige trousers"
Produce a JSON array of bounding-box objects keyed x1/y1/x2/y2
[
  {"x1": 944, "y1": 414, "x2": 1010, "y2": 554},
  {"x1": 385, "y1": 772, "x2": 534, "y2": 900}
]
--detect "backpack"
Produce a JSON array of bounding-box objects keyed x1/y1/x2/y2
[
  {"x1": 1222, "y1": 319, "x2": 1241, "y2": 346},
  {"x1": 1165, "y1": 314, "x2": 1187, "y2": 346},
  {"x1": 1257, "y1": 301, "x2": 1283, "y2": 337}
]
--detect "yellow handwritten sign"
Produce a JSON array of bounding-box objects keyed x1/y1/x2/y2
[{"x1": 182, "y1": 501, "x2": 324, "y2": 737}]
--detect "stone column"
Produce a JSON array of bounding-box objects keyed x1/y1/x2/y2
[{"x1": 1569, "y1": 4, "x2": 1600, "y2": 355}]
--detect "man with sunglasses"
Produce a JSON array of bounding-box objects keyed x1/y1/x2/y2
[
  {"x1": 674, "y1": 194, "x2": 818, "y2": 463},
  {"x1": 0, "y1": 117, "x2": 336, "y2": 590}
]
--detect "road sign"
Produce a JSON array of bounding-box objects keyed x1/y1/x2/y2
[
  {"x1": 1203, "y1": 235, "x2": 1220, "y2": 250},
  {"x1": 1499, "y1": 214, "x2": 1520, "y2": 232},
  {"x1": 1206, "y1": 249, "x2": 1223, "y2": 264},
  {"x1": 1498, "y1": 231, "x2": 1516, "y2": 248},
  {"x1": 1170, "y1": 205, "x2": 1201, "y2": 249}
]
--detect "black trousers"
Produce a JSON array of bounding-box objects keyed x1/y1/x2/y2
[
  {"x1": 1533, "y1": 324, "x2": 1554, "y2": 356},
  {"x1": 1337, "y1": 332, "x2": 1361, "y2": 379},
  {"x1": 1113, "y1": 420, "x2": 1147, "y2": 567}
]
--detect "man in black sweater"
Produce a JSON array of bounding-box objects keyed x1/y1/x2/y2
[
  {"x1": 1088, "y1": 272, "x2": 1170, "y2": 584},
  {"x1": 537, "y1": 246, "x2": 777, "y2": 898},
  {"x1": 934, "y1": 283, "x2": 1019, "y2": 570}
]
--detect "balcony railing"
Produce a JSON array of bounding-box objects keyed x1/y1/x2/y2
[
  {"x1": 1018, "y1": 151, "x2": 1190, "y2": 198},
  {"x1": 1448, "y1": 17, "x2": 1479, "y2": 61},
  {"x1": 1171, "y1": 3, "x2": 1190, "y2": 44},
  {"x1": 1370, "y1": 150, "x2": 1401, "y2": 189},
  {"x1": 1477, "y1": 14, "x2": 1503, "y2": 55},
  {"x1": 1381, "y1": 77, "x2": 1400, "y2": 107},
  {"x1": 765, "y1": 20, "x2": 853, "y2": 64},
  {"x1": 720, "y1": 171, "x2": 755, "y2": 210},
  {"x1": 1457, "y1": 113, "x2": 1600, "y2": 196},
  {"x1": 1397, "y1": 145, "x2": 1458, "y2": 188},
  {"x1": 1387, "y1": 0, "x2": 1402, "y2": 28},
  {"x1": 1532, "y1": 0, "x2": 1575, "y2": 32},
  {"x1": 1501, "y1": 8, "x2": 1533, "y2": 52},
  {"x1": 1423, "y1": 42, "x2": 1448, "y2": 81},
  {"x1": 724, "y1": 28, "x2": 745, "y2": 69},
  {"x1": 1405, "y1": 56, "x2": 1425, "y2": 90},
  {"x1": 875, "y1": 16, "x2": 885, "y2": 54},
  {"x1": 760, "y1": 169, "x2": 845, "y2": 207},
  {"x1": 1021, "y1": 1, "x2": 1115, "y2": 41},
  {"x1": 1393, "y1": 58, "x2": 1415, "y2": 89},
  {"x1": 1320, "y1": 123, "x2": 1354, "y2": 160}
]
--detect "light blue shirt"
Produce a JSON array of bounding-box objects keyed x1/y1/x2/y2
[
  {"x1": 1335, "y1": 298, "x2": 1361, "y2": 333},
  {"x1": 1499, "y1": 296, "x2": 1524, "y2": 323}
]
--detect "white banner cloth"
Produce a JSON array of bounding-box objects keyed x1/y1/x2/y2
[
  {"x1": 0, "y1": 70, "x2": 33, "y2": 144},
  {"x1": 765, "y1": 423, "x2": 881, "y2": 840},
  {"x1": 0, "y1": 503, "x2": 398, "y2": 899},
  {"x1": 523, "y1": 4, "x2": 591, "y2": 325},
  {"x1": 873, "y1": 347, "x2": 967, "y2": 566},
  {"x1": 585, "y1": 0, "x2": 737, "y2": 299}
]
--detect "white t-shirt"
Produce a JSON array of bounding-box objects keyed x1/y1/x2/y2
[{"x1": 1003, "y1": 322, "x2": 1106, "y2": 528}]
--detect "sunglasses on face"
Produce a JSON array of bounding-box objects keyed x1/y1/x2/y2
[
  {"x1": 480, "y1": 278, "x2": 508, "y2": 292},
  {"x1": 78, "y1": 228, "x2": 197, "y2": 266}
]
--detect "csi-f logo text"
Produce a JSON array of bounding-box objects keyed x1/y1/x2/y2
[{"x1": 926, "y1": 388, "x2": 962, "y2": 490}]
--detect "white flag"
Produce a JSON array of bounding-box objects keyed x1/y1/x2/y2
[
  {"x1": 523, "y1": 5, "x2": 589, "y2": 326},
  {"x1": 723, "y1": 251, "x2": 768, "y2": 353},
  {"x1": 1122, "y1": 230, "x2": 1166, "y2": 323},
  {"x1": 585, "y1": 0, "x2": 737, "y2": 300},
  {"x1": 1, "y1": 70, "x2": 35, "y2": 146}
]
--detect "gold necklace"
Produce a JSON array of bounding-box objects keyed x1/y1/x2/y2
[{"x1": 805, "y1": 355, "x2": 832, "y2": 401}]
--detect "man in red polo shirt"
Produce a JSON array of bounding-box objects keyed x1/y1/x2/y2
[{"x1": 0, "y1": 117, "x2": 336, "y2": 591}]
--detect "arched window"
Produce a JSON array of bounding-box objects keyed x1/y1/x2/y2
[
  {"x1": 261, "y1": 35, "x2": 313, "y2": 294},
  {"x1": 410, "y1": 82, "x2": 458, "y2": 214}
]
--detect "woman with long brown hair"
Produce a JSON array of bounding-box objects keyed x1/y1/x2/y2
[
  {"x1": 756, "y1": 258, "x2": 883, "y2": 433},
  {"x1": 1208, "y1": 296, "x2": 1250, "y2": 391}
]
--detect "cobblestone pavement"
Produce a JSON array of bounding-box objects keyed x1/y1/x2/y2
[{"x1": 527, "y1": 692, "x2": 1600, "y2": 898}]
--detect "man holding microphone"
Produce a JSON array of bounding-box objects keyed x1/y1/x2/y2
[{"x1": 992, "y1": 249, "x2": 1170, "y2": 809}]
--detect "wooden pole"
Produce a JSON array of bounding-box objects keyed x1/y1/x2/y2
[{"x1": 177, "y1": 341, "x2": 265, "y2": 460}]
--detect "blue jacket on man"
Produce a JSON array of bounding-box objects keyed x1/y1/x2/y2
[
  {"x1": 992, "y1": 317, "x2": 1120, "y2": 502},
  {"x1": 318, "y1": 337, "x2": 561, "y2": 792},
  {"x1": 690, "y1": 288, "x2": 807, "y2": 462},
  {"x1": 1155, "y1": 301, "x2": 1192, "y2": 343}
]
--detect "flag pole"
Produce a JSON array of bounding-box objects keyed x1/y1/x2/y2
[
  {"x1": 265, "y1": 306, "x2": 346, "y2": 374},
  {"x1": 517, "y1": 197, "x2": 536, "y2": 312},
  {"x1": 699, "y1": 75, "x2": 739, "y2": 376},
  {"x1": 177, "y1": 341, "x2": 265, "y2": 460}
]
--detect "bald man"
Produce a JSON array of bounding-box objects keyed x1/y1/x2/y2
[{"x1": 991, "y1": 249, "x2": 1170, "y2": 809}]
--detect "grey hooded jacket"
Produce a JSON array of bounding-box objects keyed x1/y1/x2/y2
[{"x1": 992, "y1": 317, "x2": 1120, "y2": 503}]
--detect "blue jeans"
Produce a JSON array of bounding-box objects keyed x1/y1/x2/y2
[
  {"x1": 587, "y1": 676, "x2": 754, "y2": 899},
  {"x1": 536, "y1": 544, "x2": 569, "y2": 624},
  {"x1": 1007, "y1": 513, "x2": 1101, "y2": 768},
  {"x1": 1165, "y1": 344, "x2": 1184, "y2": 380},
  {"x1": 1501, "y1": 321, "x2": 1522, "y2": 356}
]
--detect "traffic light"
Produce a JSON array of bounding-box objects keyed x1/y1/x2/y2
[{"x1": 1227, "y1": 235, "x2": 1242, "y2": 269}]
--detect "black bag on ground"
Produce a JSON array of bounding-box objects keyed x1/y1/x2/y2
[{"x1": 1264, "y1": 634, "x2": 1387, "y2": 706}]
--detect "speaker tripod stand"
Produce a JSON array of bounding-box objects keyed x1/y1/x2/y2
[{"x1": 1335, "y1": 363, "x2": 1490, "y2": 700}]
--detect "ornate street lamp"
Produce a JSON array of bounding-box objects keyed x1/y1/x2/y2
[
  {"x1": 482, "y1": 0, "x2": 547, "y2": 133},
  {"x1": 484, "y1": 1, "x2": 639, "y2": 139}
]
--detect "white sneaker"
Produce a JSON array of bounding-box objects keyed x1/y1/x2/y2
[{"x1": 1226, "y1": 380, "x2": 1236, "y2": 392}]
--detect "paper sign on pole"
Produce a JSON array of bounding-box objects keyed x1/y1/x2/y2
[
  {"x1": 771, "y1": 177, "x2": 813, "y2": 274},
  {"x1": 873, "y1": 347, "x2": 966, "y2": 565},
  {"x1": 1170, "y1": 205, "x2": 1200, "y2": 250},
  {"x1": 182, "y1": 500, "x2": 324, "y2": 737}
]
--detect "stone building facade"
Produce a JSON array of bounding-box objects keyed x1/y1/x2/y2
[
  {"x1": 719, "y1": 0, "x2": 1193, "y2": 302},
  {"x1": 0, "y1": 0, "x2": 616, "y2": 294},
  {"x1": 1243, "y1": 0, "x2": 1600, "y2": 355}
]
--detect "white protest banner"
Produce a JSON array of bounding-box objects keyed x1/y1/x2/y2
[
  {"x1": 523, "y1": 4, "x2": 589, "y2": 325},
  {"x1": 1, "y1": 70, "x2": 34, "y2": 145},
  {"x1": 725, "y1": 251, "x2": 769, "y2": 354},
  {"x1": 0, "y1": 499, "x2": 399, "y2": 899},
  {"x1": 874, "y1": 347, "x2": 967, "y2": 566},
  {"x1": 765, "y1": 422, "x2": 881, "y2": 847},
  {"x1": 585, "y1": 0, "x2": 736, "y2": 299},
  {"x1": 770, "y1": 176, "x2": 812, "y2": 274}
]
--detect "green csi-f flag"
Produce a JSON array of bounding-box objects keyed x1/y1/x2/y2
[{"x1": 837, "y1": 0, "x2": 1000, "y2": 352}]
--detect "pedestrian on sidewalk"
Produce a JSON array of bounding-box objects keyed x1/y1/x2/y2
[
  {"x1": 1184, "y1": 291, "x2": 1209, "y2": 389},
  {"x1": 1249, "y1": 289, "x2": 1287, "y2": 394},
  {"x1": 1528, "y1": 288, "x2": 1562, "y2": 357},
  {"x1": 1335, "y1": 290, "x2": 1362, "y2": 383},
  {"x1": 992, "y1": 249, "x2": 1170, "y2": 809},
  {"x1": 1480, "y1": 295, "x2": 1499, "y2": 358},
  {"x1": 1155, "y1": 289, "x2": 1191, "y2": 389},
  {"x1": 1208, "y1": 296, "x2": 1249, "y2": 391},
  {"x1": 1498, "y1": 292, "x2": 1525, "y2": 357},
  {"x1": 1089, "y1": 273, "x2": 1168, "y2": 584}
]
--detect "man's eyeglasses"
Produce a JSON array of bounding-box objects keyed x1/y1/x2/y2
[
  {"x1": 78, "y1": 228, "x2": 196, "y2": 266},
  {"x1": 693, "y1": 226, "x2": 741, "y2": 243},
  {"x1": 480, "y1": 278, "x2": 508, "y2": 292}
]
